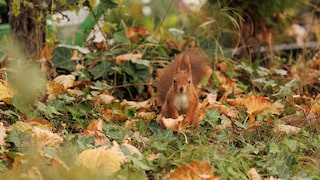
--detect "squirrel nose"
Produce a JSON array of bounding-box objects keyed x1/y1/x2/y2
[{"x1": 179, "y1": 86, "x2": 185, "y2": 93}]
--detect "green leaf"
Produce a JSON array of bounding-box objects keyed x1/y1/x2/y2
[
  {"x1": 283, "y1": 138, "x2": 297, "y2": 152},
  {"x1": 114, "y1": 30, "x2": 130, "y2": 43},
  {"x1": 89, "y1": 60, "x2": 112, "y2": 80},
  {"x1": 6, "y1": 130, "x2": 31, "y2": 149},
  {"x1": 204, "y1": 109, "x2": 220, "y2": 127},
  {"x1": 100, "y1": 0, "x2": 118, "y2": 9},
  {"x1": 52, "y1": 47, "x2": 77, "y2": 71},
  {"x1": 0, "y1": 0, "x2": 6, "y2": 6}
]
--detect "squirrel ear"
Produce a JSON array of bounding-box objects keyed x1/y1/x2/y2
[
  {"x1": 184, "y1": 55, "x2": 192, "y2": 73},
  {"x1": 175, "y1": 54, "x2": 183, "y2": 72}
]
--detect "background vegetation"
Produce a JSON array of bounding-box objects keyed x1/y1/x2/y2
[{"x1": 0, "y1": 0, "x2": 320, "y2": 179}]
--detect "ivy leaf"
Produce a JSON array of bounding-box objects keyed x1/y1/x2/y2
[
  {"x1": 89, "y1": 60, "x2": 112, "y2": 80},
  {"x1": 52, "y1": 47, "x2": 77, "y2": 71}
]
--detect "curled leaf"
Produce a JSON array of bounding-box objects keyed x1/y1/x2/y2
[{"x1": 54, "y1": 74, "x2": 75, "y2": 89}]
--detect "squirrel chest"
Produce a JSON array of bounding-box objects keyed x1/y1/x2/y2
[{"x1": 174, "y1": 93, "x2": 189, "y2": 113}]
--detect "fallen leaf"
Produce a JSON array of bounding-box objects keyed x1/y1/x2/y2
[
  {"x1": 248, "y1": 168, "x2": 262, "y2": 180},
  {"x1": 99, "y1": 94, "x2": 116, "y2": 104},
  {"x1": 126, "y1": 25, "x2": 148, "y2": 41},
  {"x1": 146, "y1": 153, "x2": 161, "y2": 161},
  {"x1": 70, "y1": 50, "x2": 79, "y2": 60},
  {"x1": 103, "y1": 108, "x2": 126, "y2": 121},
  {"x1": 161, "y1": 116, "x2": 184, "y2": 131},
  {"x1": 170, "y1": 161, "x2": 219, "y2": 180},
  {"x1": 0, "y1": 82, "x2": 14, "y2": 103},
  {"x1": 115, "y1": 53, "x2": 142, "y2": 64},
  {"x1": 270, "y1": 100, "x2": 285, "y2": 115},
  {"x1": 54, "y1": 75, "x2": 76, "y2": 89},
  {"x1": 311, "y1": 95, "x2": 320, "y2": 115},
  {"x1": 273, "y1": 124, "x2": 301, "y2": 134},
  {"x1": 121, "y1": 99, "x2": 152, "y2": 110},
  {"x1": 84, "y1": 119, "x2": 109, "y2": 146},
  {"x1": 75, "y1": 146, "x2": 121, "y2": 177},
  {"x1": 46, "y1": 81, "x2": 66, "y2": 99},
  {"x1": 244, "y1": 94, "x2": 271, "y2": 124},
  {"x1": 32, "y1": 126, "x2": 63, "y2": 148},
  {"x1": 0, "y1": 122, "x2": 7, "y2": 146}
]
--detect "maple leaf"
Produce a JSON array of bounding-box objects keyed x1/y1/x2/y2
[{"x1": 170, "y1": 161, "x2": 220, "y2": 180}]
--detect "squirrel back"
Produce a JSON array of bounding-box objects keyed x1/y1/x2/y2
[{"x1": 157, "y1": 48, "x2": 212, "y2": 105}]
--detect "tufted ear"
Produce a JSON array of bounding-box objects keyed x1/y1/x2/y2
[
  {"x1": 184, "y1": 54, "x2": 192, "y2": 74},
  {"x1": 175, "y1": 54, "x2": 183, "y2": 73}
]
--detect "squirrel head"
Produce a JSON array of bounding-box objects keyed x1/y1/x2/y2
[{"x1": 173, "y1": 54, "x2": 193, "y2": 94}]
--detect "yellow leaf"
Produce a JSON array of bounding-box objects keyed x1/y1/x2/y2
[
  {"x1": 170, "y1": 161, "x2": 219, "y2": 180},
  {"x1": 75, "y1": 146, "x2": 121, "y2": 177},
  {"x1": 0, "y1": 83, "x2": 14, "y2": 103}
]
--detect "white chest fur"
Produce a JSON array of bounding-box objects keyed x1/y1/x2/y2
[{"x1": 174, "y1": 94, "x2": 189, "y2": 113}]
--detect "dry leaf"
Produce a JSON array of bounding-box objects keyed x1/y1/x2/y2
[
  {"x1": 70, "y1": 50, "x2": 79, "y2": 60},
  {"x1": 103, "y1": 108, "x2": 126, "y2": 121},
  {"x1": 245, "y1": 94, "x2": 271, "y2": 124},
  {"x1": 311, "y1": 95, "x2": 320, "y2": 115},
  {"x1": 273, "y1": 124, "x2": 301, "y2": 134},
  {"x1": 170, "y1": 161, "x2": 219, "y2": 180},
  {"x1": 99, "y1": 94, "x2": 116, "y2": 104},
  {"x1": 0, "y1": 122, "x2": 7, "y2": 146},
  {"x1": 54, "y1": 75, "x2": 76, "y2": 89},
  {"x1": 83, "y1": 119, "x2": 109, "y2": 146},
  {"x1": 115, "y1": 53, "x2": 142, "y2": 64},
  {"x1": 161, "y1": 116, "x2": 184, "y2": 131},
  {"x1": 122, "y1": 142, "x2": 143, "y2": 159},
  {"x1": 25, "y1": 118, "x2": 54, "y2": 131},
  {"x1": 248, "y1": 168, "x2": 262, "y2": 180},
  {"x1": 0, "y1": 82, "x2": 14, "y2": 103},
  {"x1": 121, "y1": 99, "x2": 152, "y2": 110},
  {"x1": 32, "y1": 126, "x2": 63, "y2": 148},
  {"x1": 270, "y1": 100, "x2": 285, "y2": 115},
  {"x1": 146, "y1": 153, "x2": 161, "y2": 161},
  {"x1": 245, "y1": 94, "x2": 272, "y2": 115},
  {"x1": 75, "y1": 146, "x2": 121, "y2": 177},
  {"x1": 126, "y1": 25, "x2": 148, "y2": 41},
  {"x1": 109, "y1": 141, "x2": 130, "y2": 164},
  {"x1": 38, "y1": 44, "x2": 52, "y2": 60},
  {"x1": 46, "y1": 81, "x2": 66, "y2": 99},
  {"x1": 136, "y1": 112, "x2": 155, "y2": 122}
]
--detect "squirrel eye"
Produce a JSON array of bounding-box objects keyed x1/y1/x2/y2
[
  {"x1": 173, "y1": 79, "x2": 176, "y2": 83},
  {"x1": 188, "y1": 80, "x2": 191, "y2": 84}
]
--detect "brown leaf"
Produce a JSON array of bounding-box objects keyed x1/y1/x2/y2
[
  {"x1": 121, "y1": 99, "x2": 152, "y2": 110},
  {"x1": 115, "y1": 53, "x2": 142, "y2": 64},
  {"x1": 32, "y1": 126, "x2": 63, "y2": 148},
  {"x1": 46, "y1": 81, "x2": 65, "y2": 99},
  {"x1": 104, "y1": 108, "x2": 126, "y2": 121},
  {"x1": 170, "y1": 161, "x2": 219, "y2": 180},
  {"x1": 126, "y1": 25, "x2": 148, "y2": 41},
  {"x1": 83, "y1": 119, "x2": 109, "y2": 146},
  {"x1": 245, "y1": 94, "x2": 271, "y2": 114},
  {"x1": 311, "y1": 95, "x2": 320, "y2": 115}
]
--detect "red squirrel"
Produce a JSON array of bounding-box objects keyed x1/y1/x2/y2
[{"x1": 158, "y1": 49, "x2": 212, "y2": 128}]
